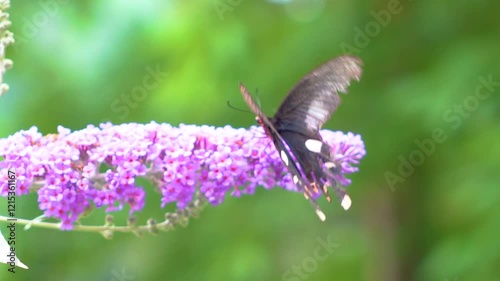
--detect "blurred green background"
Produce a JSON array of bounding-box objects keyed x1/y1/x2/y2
[{"x1": 1, "y1": 0, "x2": 499, "y2": 280}]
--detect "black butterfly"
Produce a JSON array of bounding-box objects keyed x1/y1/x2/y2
[{"x1": 239, "y1": 55, "x2": 362, "y2": 221}]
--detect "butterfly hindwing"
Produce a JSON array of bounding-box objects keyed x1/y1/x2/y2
[
  {"x1": 269, "y1": 131, "x2": 329, "y2": 221},
  {"x1": 279, "y1": 131, "x2": 351, "y2": 208}
]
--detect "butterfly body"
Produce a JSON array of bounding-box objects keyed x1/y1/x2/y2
[{"x1": 240, "y1": 55, "x2": 362, "y2": 220}]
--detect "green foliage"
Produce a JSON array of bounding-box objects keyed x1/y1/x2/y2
[{"x1": 1, "y1": 0, "x2": 499, "y2": 280}]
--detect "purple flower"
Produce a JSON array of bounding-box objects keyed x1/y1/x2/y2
[{"x1": 0, "y1": 122, "x2": 366, "y2": 230}]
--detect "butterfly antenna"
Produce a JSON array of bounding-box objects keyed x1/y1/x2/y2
[
  {"x1": 226, "y1": 100, "x2": 252, "y2": 113},
  {"x1": 254, "y1": 88, "x2": 262, "y2": 108}
]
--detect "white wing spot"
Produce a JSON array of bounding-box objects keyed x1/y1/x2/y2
[
  {"x1": 315, "y1": 208, "x2": 326, "y2": 221},
  {"x1": 293, "y1": 175, "x2": 299, "y2": 184},
  {"x1": 341, "y1": 195, "x2": 352, "y2": 210},
  {"x1": 280, "y1": 150, "x2": 289, "y2": 166},
  {"x1": 305, "y1": 99, "x2": 329, "y2": 130},
  {"x1": 305, "y1": 139, "x2": 323, "y2": 153},
  {"x1": 325, "y1": 162, "x2": 336, "y2": 169}
]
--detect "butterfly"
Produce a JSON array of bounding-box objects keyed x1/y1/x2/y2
[{"x1": 239, "y1": 55, "x2": 362, "y2": 221}]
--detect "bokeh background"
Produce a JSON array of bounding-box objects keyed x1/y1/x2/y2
[{"x1": 1, "y1": 0, "x2": 499, "y2": 280}]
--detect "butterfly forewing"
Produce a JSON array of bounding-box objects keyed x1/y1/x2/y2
[
  {"x1": 239, "y1": 83, "x2": 267, "y2": 120},
  {"x1": 272, "y1": 132, "x2": 329, "y2": 221},
  {"x1": 272, "y1": 56, "x2": 362, "y2": 134}
]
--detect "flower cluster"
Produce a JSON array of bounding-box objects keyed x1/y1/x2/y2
[{"x1": 0, "y1": 122, "x2": 365, "y2": 230}]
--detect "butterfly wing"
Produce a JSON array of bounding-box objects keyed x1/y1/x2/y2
[
  {"x1": 239, "y1": 82, "x2": 267, "y2": 120},
  {"x1": 279, "y1": 131, "x2": 352, "y2": 212},
  {"x1": 269, "y1": 130, "x2": 330, "y2": 221},
  {"x1": 239, "y1": 82, "x2": 310, "y2": 184},
  {"x1": 240, "y1": 82, "x2": 328, "y2": 220},
  {"x1": 272, "y1": 55, "x2": 362, "y2": 134}
]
